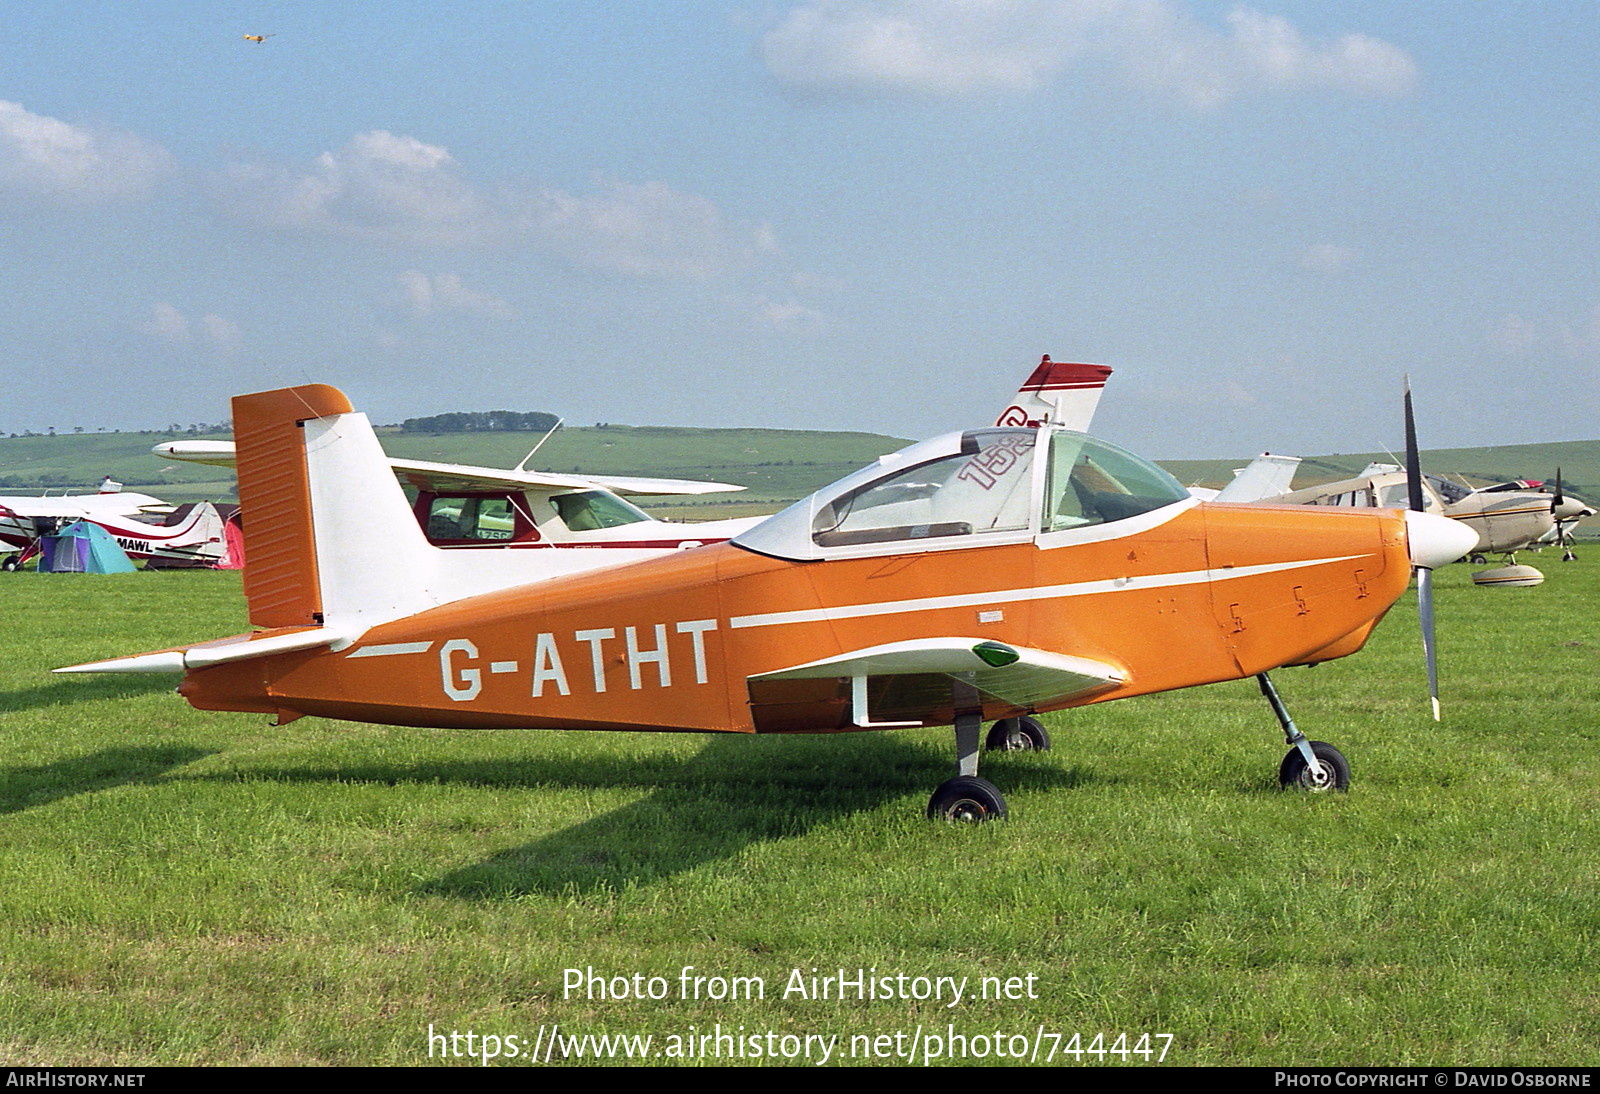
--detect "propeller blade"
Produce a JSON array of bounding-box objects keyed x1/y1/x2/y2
[
  {"x1": 1417, "y1": 565, "x2": 1440, "y2": 721},
  {"x1": 1553, "y1": 466, "x2": 1564, "y2": 511},
  {"x1": 1404, "y1": 375, "x2": 1425, "y2": 513},
  {"x1": 1400, "y1": 379, "x2": 1469, "y2": 722}
]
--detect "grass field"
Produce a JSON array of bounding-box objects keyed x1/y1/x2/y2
[{"x1": 2, "y1": 561, "x2": 1598, "y2": 1066}]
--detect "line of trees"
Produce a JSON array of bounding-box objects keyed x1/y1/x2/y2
[{"x1": 400, "y1": 410, "x2": 559, "y2": 433}]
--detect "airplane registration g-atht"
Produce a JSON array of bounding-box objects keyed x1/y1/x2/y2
[{"x1": 60, "y1": 380, "x2": 1476, "y2": 821}]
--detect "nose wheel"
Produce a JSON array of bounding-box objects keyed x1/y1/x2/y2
[
  {"x1": 1258, "y1": 672, "x2": 1350, "y2": 793},
  {"x1": 1278, "y1": 741, "x2": 1350, "y2": 791}
]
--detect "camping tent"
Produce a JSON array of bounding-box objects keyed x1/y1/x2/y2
[{"x1": 37, "y1": 521, "x2": 138, "y2": 574}]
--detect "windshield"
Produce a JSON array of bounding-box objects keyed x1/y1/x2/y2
[
  {"x1": 1043, "y1": 432, "x2": 1189, "y2": 532},
  {"x1": 550, "y1": 489, "x2": 653, "y2": 531},
  {"x1": 810, "y1": 429, "x2": 1036, "y2": 549}
]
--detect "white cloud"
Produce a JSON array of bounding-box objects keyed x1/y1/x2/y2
[
  {"x1": 398, "y1": 271, "x2": 512, "y2": 317},
  {"x1": 214, "y1": 133, "x2": 767, "y2": 280},
  {"x1": 215, "y1": 130, "x2": 486, "y2": 245},
  {"x1": 755, "y1": 297, "x2": 827, "y2": 332},
  {"x1": 1300, "y1": 243, "x2": 1358, "y2": 273},
  {"x1": 515, "y1": 177, "x2": 759, "y2": 280},
  {"x1": 1486, "y1": 305, "x2": 1600, "y2": 361},
  {"x1": 139, "y1": 303, "x2": 240, "y2": 352},
  {"x1": 1558, "y1": 304, "x2": 1600, "y2": 361},
  {"x1": 141, "y1": 302, "x2": 191, "y2": 344},
  {"x1": 1488, "y1": 313, "x2": 1538, "y2": 355},
  {"x1": 759, "y1": 1, "x2": 1417, "y2": 107},
  {"x1": 0, "y1": 100, "x2": 171, "y2": 204},
  {"x1": 200, "y1": 313, "x2": 243, "y2": 351}
]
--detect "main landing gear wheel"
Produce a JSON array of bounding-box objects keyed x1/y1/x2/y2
[
  {"x1": 985, "y1": 715, "x2": 1051, "y2": 752},
  {"x1": 927, "y1": 776, "x2": 1008, "y2": 822},
  {"x1": 1278, "y1": 741, "x2": 1350, "y2": 792},
  {"x1": 1, "y1": 556, "x2": 18, "y2": 572}
]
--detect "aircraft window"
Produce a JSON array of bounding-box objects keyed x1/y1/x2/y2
[
  {"x1": 427, "y1": 497, "x2": 516, "y2": 540},
  {"x1": 1043, "y1": 432, "x2": 1189, "y2": 532},
  {"x1": 1426, "y1": 476, "x2": 1472, "y2": 504},
  {"x1": 550, "y1": 490, "x2": 652, "y2": 532},
  {"x1": 812, "y1": 430, "x2": 1036, "y2": 548}
]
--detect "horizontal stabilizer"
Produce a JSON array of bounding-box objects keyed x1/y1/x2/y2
[
  {"x1": 752, "y1": 637, "x2": 1125, "y2": 708},
  {"x1": 55, "y1": 626, "x2": 347, "y2": 675}
]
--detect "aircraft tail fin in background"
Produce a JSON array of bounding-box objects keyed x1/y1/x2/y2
[
  {"x1": 995, "y1": 356, "x2": 1113, "y2": 433},
  {"x1": 1214, "y1": 453, "x2": 1303, "y2": 503}
]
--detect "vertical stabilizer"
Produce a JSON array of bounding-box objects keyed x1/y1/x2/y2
[
  {"x1": 233, "y1": 383, "x2": 439, "y2": 636},
  {"x1": 995, "y1": 356, "x2": 1113, "y2": 432},
  {"x1": 234, "y1": 385, "x2": 352, "y2": 628},
  {"x1": 1214, "y1": 453, "x2": 1303, "y2": 503}
]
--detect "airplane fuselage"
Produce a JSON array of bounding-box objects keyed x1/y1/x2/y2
[{"x1": 179, "y1": 501, "x2": 1410, "y2": 733}]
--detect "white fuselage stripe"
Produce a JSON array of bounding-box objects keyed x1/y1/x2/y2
[
  {"x1": 728, "y1": 555, "x2": 1369, "y2": 631},
  {"x1": 347, "y1": 641, "x2": 435, "y2": 658}
]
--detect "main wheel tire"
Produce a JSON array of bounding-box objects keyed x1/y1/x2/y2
[
  {"x1": 926, "y1": 776, "x2": 1008, "y2": 822},
  {"x1": 985, "y1": 716, "x2": 1051, "y2": 752},
  {"x1": 1278, "y1": 741, "x2": 1350, "y2": 792},
  {"x1": 1, "y1": 556, "x2": 17, "y2": 572}
]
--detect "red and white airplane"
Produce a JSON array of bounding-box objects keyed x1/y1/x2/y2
[
  {"x1": 0, "y1": 479, "x2": 228, "y2": 571},
  {"x1": 152, "y1": 356, "x2": 1117, "y2": 558},
  {"x1": 64, "y1": 376, "x2": 1473, "y2": 821}
]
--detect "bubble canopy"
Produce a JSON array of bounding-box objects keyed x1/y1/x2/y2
[{"x1": 732, "y1": 426, "x2": 1192, "y2": 562}]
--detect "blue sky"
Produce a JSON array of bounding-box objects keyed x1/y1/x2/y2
[{"x1": 2, "y1": 1, "x2": 1595, "y2": 459}]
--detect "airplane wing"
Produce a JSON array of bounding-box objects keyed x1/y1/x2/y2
[
  {"x1": 153, "y1": 440, "x2": 745, "y2": 497},
  {"x1": 386, "y1": 458, "x2": 745, "y2": 497},
  {"x1": 0, "y1": 493, "x2": 169, "y2": 520},
  {"x1": 751, "y1": 637, "x2": 1125, "y2": 710}
]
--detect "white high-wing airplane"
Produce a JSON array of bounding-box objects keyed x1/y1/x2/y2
[
  {"x1": 154, "y1": 357, "x2": 1118, "y2": 556},
  {"x1": 0, "y1": 478, "x2": 228, "y2": 570},
  {"x1": 153, "y1": 439, "x2": 764, "y2": 552}
]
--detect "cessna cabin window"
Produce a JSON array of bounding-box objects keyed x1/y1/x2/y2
[
  {"x1": 811, "y1": 429, "x2": 1037, "y2": 548},
  {"x1": 426, "y1": 496, "x2": 517, "y2": 541},
  {"x1": 1043, "y1": 432, "x2": 1189, "y2": 532},
  {"x1": 550, "y1": 490, "x2": 653, "y2": 532}
]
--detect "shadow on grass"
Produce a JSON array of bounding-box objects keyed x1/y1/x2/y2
[
  {"x1": 1, "y1": 673, "x2": 182, "y2": 712},
  {"x1": 420, "y1": 733, "x2": 1088, "y2": 899},
  {"x1": 195, "y1": 730, "x2": 1090, "y2": 898},
  {"x1": 0, "y1": 745, "x2": 214, "y2": 816}
]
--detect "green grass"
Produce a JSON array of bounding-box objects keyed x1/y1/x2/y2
[{"x1": 2, "y1": 564, "x2": 1598, "y2": 1066}]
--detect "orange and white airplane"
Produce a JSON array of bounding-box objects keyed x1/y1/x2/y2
[{"x1": 61, "y1": 378, "x2": 1474, "y2": 820}]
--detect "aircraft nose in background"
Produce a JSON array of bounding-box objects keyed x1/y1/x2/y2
[{"x1": 1404, "y1": 510, "x2": 1478, "y2": 570}]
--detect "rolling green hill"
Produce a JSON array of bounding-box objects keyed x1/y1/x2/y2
[{"x1": 4, "y1": 428, "x2": 1598, "y2": 529}]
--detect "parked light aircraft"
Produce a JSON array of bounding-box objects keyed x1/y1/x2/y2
[
  {"x1": 63, "y1": 380, "x2": 1474, "y2": 820},
  {"x1": 152, "y1": 357, "x2": 1117, "y2": 558},
  {"x1": 154, "y1": 437, "x2": 762, "y2": 552},
  {"x1": 1260, "y1": 462, "x2": 1587, "y2": 565},
  {"x1": 0, "y1": 481, "x2": 227, "y2": 570}
]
